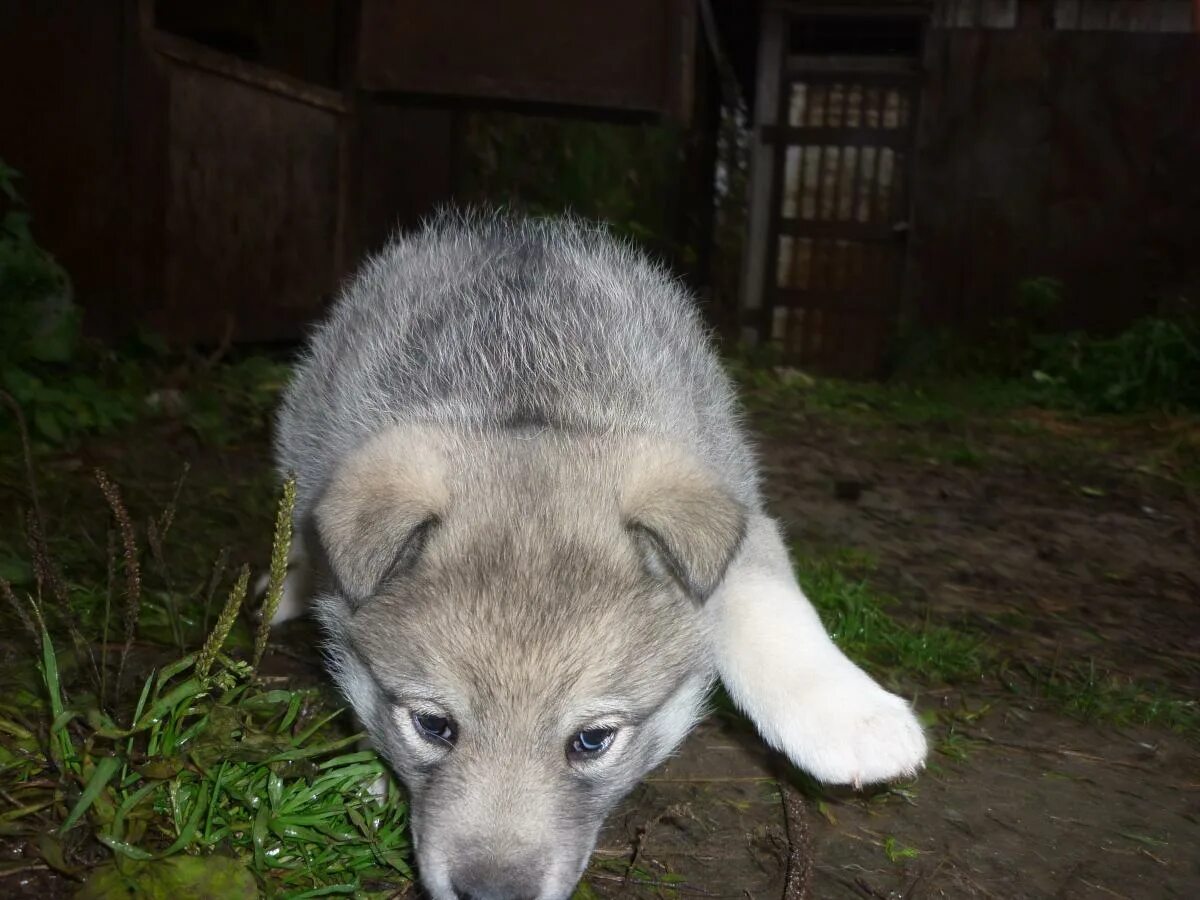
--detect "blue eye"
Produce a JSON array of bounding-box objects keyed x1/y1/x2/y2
[
  {"x1": 569, "y1": 727, "x2": 617, "y2": 759},
  {"x1": 412, "y1": 712, "x2": 456, "y2": 746}
]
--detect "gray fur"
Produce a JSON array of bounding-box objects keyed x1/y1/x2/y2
[
  {"x1": 276, "y1": 211, "x2": 760, "y2": 521},
  {"x1": 275, "y1": 212, "x2": 763, "y2": 899}
]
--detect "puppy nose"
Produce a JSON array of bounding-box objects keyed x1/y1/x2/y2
[
  {"x1": 450, "y1": 858, "x2": 540, "y2": 900},
  {"x1": 452, "y1": 887, "x2": 536, "y2": 900}
]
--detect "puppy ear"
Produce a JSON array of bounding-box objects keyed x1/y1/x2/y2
[
  {"x1": 621, "y1": 442, "x2": 746, "y2": 601},
  {"x1": 315, "y1": 425, "x2": 448, "y2": 602}
]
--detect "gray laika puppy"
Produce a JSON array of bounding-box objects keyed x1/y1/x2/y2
[{"x1": 272, "y1": 212, "x2": 926, "y2": 899}]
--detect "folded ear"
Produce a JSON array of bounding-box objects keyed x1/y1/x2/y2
[
  {"x1": 315, "y1": 425, "x2": 448, "y2": 602},
  {"x1": 621, "y1": 442, "x2": 746, "y2": 601}
]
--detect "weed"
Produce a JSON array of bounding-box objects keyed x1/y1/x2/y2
[
  {"x1": 587, "y1": 856, "x2": 686, "y2": 898},
  {"x1": 726, "y1": 357, "x2": 1041, "y2": 429},
  {"x1": 933, "y1": 726, "x2": 968, "y2": 762},
  {"x1": 0, "y1": 160, "x2": 144, "y2": 447},
  {"x1": 795, "y1": 549, "x2": 1197, "y2": 740},
  {"x1": 1020, "y1": 660, "x2": 1200, "y2": 736},
  {"x1": 794, "y1": 555, "x2": 985, "y2": 685},
  {"x1": 0, "y1": 160, "x2": 76, "y2": 366},
  {"x1": 95, "y1": 466, "x2": 145, "y2": 700},
  {"x1": 19, "y1": 626, "x2": 411, "y2": 895},
  {"x1": 181, "y1": 354, "x2": 292, "y2": 447},
  {"x1": 1116, "y1": 831, "x2": 1168, "y2": 849},
  {"x1": 1034, "y1": 317, "x2": 1200, "y2": 413},
  {"x1": 882, "y1": 835, "x2": 920, "y2": 863},
  {"x1": 0, "y1": 473, "x2": 413, "y2": 896},
  {"x1": 253, "y1": 475, "x2": 296, "y2": 673}
]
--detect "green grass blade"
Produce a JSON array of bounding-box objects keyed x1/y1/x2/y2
[
  {"x1": 289, "y1": 709, "x2": 345, "y2": 747},
  {"x1": 315, "y1": 751, "x2": 379, "y2": 769},
  {"x1": 40, "y1": 628, "x2": 64, "y2": 719},
  {"x1": 109, "y1": 780, "x2": 160, "y2": 842},
  {"x1": 169, "y1": 712, "x2": 210, "y2": 753},
  {"x1": 39, "y1": 626, "x2": 78, "y2": 773},
  {"x1": 0, "y1": 798, "x2": 55, "y2": 823},
  {"x1": 131, "y1": 670, "x2": 155, "y2": 722},
  {"x1": 268, "y1": 770, "x2": 283, "y2": 811},
  {"x1": 155, "y1": 653, "x2": 198, "y2": 689},
  {"x1": 266, "y1": 733, "x2": 361, "y2": 763},
  {"x1": 59, "y1": 755, "x2": 122, "y2": 833},
  {"x1": 159, "y1": 782, "x2": 209, "y2": 855},
  {"x1": 279, "y1": 692, "x2": 303, "y2": 734},
  {"x1": 285, "y1": 886, "x2": 358, "y2": 898},
  {"x1": 252, "y1": 803, "x2": 269, "y2": 871},
  {"x1": 50, "y1": 709, "x2": 80, "y2": 734},
  {"x1": 97, "y1": 834, "x2": 157, "y2": 861},
  {"x1": 132, "y1": 678, "x2": 207, "y2": 732}
]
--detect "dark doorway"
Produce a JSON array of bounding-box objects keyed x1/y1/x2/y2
[{"x1": 758, "y1": 14, "x2": 923, "y2": 375}]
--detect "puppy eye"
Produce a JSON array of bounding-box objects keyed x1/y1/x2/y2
[
  {"x1": 568, "y1": 727, "x2": 617, "y2": 760},
  {"x1": 412, "y1": 712, "x2": 457, "y2": 747}
]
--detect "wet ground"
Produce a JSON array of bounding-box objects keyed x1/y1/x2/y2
[
  {"x1": 2, "y1": 388, "x2": 1197, "y2": 898},
  {"x1": 587, "y1": 404, "x2": 1200, "y2": 898}
]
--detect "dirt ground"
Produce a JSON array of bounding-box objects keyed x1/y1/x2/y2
[
  {"x1": 587, "y1": 406, "x2": 1200, "y2": 899},
  {"x1": 2, "y1": 393, "x2": 1197, "y2": 899}
]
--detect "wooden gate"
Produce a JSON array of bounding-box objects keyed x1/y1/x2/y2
[{"x1": 759, "y1": 52, "x2": 920, "y2": 375}]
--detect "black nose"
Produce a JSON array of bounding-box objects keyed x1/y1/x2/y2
[
  {"x1": 448, "y1": 847, "x2": 543, "y2": 900},
  {"x1": 452, "y1": 879, "x2": 536, "y2": 900}
]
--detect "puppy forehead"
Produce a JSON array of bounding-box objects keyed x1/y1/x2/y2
[
  {"x1": 339, "y1": 445, "x2": 708, "y2": 715},
  {"x1": 358, "y1": 586, "x2": 690, "y2": 687},
  {"x1": 350, "y1": 562, "x2": 702, "y2": 721}
]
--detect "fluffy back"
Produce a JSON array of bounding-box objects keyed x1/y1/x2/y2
[{"x1": 275, "y1": 210, "x2": 758, "y2": 521}]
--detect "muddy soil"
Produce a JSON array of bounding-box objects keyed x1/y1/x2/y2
[
  {"x1": 590, "y1": 409, "x2": 1200, "y2": 898},
  {"x1": 3, "y1": 406, "x2": 1197, "y2": 899}
]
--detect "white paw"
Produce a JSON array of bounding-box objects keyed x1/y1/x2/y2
[
  {"x1": 709, "y1": 567, "x2": 927, "y2": 788},
  {"x1": 766, "y1": 675, "x2": 927, "y2": 787}
]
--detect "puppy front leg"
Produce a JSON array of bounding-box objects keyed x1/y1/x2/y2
[{"x1": 707, "y1": 515, "x2": 926, "y2": 787}]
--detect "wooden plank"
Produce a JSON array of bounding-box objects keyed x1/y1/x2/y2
[
  {"x1": 760, "y1": 125, "x2": 912, "y2": 149},
  {"x1": 1055, "y1": 0, "x2": 1082, "y2": 29},
  {"x1": 163, "y1": 64, "x2": 341, "y2": 341},
  {"x1": 357, "y1": 0, "x2": 694, "y2": 119},
  {"x1": 982, "y1": 0, "x2": 1019, "y2": 28},
  {"x1": 150, "y1": 30, "x2": 348, "y2": 113},
  {"x1": 784, "y1": 57, "x2": 920, "y2": 79},
  {"x1": 739, "y1": 9, "x2": 785, "y2": 317}
]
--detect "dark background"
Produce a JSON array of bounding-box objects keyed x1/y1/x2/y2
[{"x1": 2, "y1": 0, "x2": 1197, "y2": 375}]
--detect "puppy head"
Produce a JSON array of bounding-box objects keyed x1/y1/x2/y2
[{"x1": 312, "y1": 425, "x2": 744, "y2": 900}]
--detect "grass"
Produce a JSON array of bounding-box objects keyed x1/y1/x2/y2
[
  {"x1": 0, "y1": 458, "x2": 413, "y2": 896},
  {"x1": 793, "y1": 548, "x2": 1200, "y2": 741},
  {"x1": 0, "y1": 347, "x2": 290, "y2": 649},
  {"x1": 1, "y1": 343, "x2": 1197, "y2": 895},
  {"x1": 797, "y1": 555, "x2": 985, "y2": 686},
  {"x1": 882, "y1": 835, "x2": 920, "y2": 863},
  {"x1": 730, "y1": 360, "x2": 1200, "y2": 486},
  {"x1": 732, "y1": 363, "x2": 1199, "y2": 741},
  {"x1": 584, "y1": 857, "x2": 687, "y2": 898},
  {"x1": 726, "y1": 356, "x2": 1043, "y2": 426},
  {"x1": 1008, "y1": 660, "x2": 1200, "y2": 736},
  {"x1": 7, "y1": 634, "x2": 411, "y2": 896}
]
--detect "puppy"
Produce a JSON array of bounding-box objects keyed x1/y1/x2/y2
[{"x1": 272, "y1": 212, "x2": 925, "y2": 899}]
